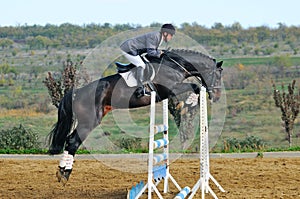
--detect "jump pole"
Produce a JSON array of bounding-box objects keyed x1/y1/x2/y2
[{"x1": 188, "y1": 86, "x2": 225, "y2": 199}]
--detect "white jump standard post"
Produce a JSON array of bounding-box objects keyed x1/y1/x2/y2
[
  {"x1": 146, "y1": 91, "x2": 183, "y2": 198},
  {"x1": 131, "y1": 91, "x2": 188, "y2": 199},
  {"x1": 188, "y1": 86, "x2": 225, "y2": 199}
]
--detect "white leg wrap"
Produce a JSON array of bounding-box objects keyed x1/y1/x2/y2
[
  {"x1": 65, "y1": 154, "x2": 74, "y2": 170},
  {"x1": 185, "y1": 93, "x2": 199, "y2": 107},
  {"x1": 59, "y1": 151, "x2": 69, "y2": 168}
]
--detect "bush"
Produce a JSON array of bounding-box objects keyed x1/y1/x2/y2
[
  {"x1": 119, "y1": 137, "x2": 142, "y2": 151},
  {"x1": 240, "y1": 136, "x2": 266, "y2": 150},
  {"x1": 223, "y1": 136, "x2": 266, "y2": 152},
  {"x1": 0, "y1": 124, "x2": 40, "y2": 150}
]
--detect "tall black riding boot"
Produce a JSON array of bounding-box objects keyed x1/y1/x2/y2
[{"x1": 135, "y1": 66, "x2": 150, "y2": 98}]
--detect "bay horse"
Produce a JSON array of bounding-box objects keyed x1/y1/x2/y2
[{"x1": 47, "y1": 49, "x2": 223, "y2": 184}]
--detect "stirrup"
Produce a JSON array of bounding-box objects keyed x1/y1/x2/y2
[
  {"x1": 135, "y1": 86, "x2": 150, "y2": 98},
  {"x1": 143, "y1": 87, "x2": 151, "y2": 96},
  {"x1": 143, "y1": 91, "x2": 151, "y2": 96},
  {"x1": 143, "y1": 84, "x2": 151, "y2": 96}
]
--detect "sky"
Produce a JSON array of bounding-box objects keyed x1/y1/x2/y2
[{"x1": 1, "y1": 0, "x2": 300, "y2": 28}]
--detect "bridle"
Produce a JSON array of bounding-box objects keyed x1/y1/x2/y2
[{"x1": 163, "y1": 52, "x2": 222, "y2": 99}]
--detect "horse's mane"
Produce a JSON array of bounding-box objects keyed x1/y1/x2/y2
[
  {"x1": 169, "y1": 49, "x2": 216, "y2": 62},
  {"x1": 146, "y1": 48, "x2": 216, "y2": 75},
  {"x1": 164, "y1": 49, "x2": 216, "y2": 73}
]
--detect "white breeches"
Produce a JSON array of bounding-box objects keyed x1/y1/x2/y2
[{"x1": 122, "y1": 51, "x2": 146, "y2": 69}]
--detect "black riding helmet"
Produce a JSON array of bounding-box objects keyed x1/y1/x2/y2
[{"x1": 161, "y1": 24, "x2": 176, "y2": 36}]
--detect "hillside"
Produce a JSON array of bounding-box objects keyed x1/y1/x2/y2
[{"x1": 0, "y1": 23, "x2": 299, "y2": 152}]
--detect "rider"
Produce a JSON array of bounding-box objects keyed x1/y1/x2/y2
[{"x1": 120, "y1": 23, "x2": 176, "y2": 98}]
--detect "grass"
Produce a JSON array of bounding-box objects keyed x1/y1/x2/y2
[
  {"x1": 217, "y1": 87, "x2": 300, "y2": 150},
  {"x1": 1, "y1": 83, "x2": 299, "y2": 154},
  {"x1": 222, "y1": 56, "x2": 300, "y2": 67},
  {"x1": 0, "y1": 149, "x2": 48, "y2": 154}
]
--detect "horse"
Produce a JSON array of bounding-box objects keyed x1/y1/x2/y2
[{"x1": 47, "y1": 49, "x2": 223, "y2": 184}]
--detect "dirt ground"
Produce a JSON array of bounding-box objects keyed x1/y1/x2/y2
[{"x1": 0, "y1": 157, "x2": 300, "y2": 199}]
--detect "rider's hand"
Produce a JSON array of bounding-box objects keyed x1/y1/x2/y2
[
  {"x1": 163, "y1": 47, "x2": 171, "y2": 53},
  {"x1": 160, "y1": 51, "x2": 165, "y2": 58}
]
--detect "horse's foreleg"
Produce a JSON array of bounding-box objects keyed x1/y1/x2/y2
[
  {"x1": 172, "y1": 83, "x2": 200, "y2": 96},
  {"x1": 170, "y1": 83, "x2": 201, "y2": 116}
]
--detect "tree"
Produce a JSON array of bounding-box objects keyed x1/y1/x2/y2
[
  {"x1": 26, "y1": 35, "x2": 53, "y2": 49},
  {"x1": 212, "y1": 22, "x2": 224, "y2": 30},
  {"x1": 230, "y1": 22, "x2": 243, "y2": 31},
  {"x1": 273, "y1": 80, "x2": 300, "y2": 147},
  {"x1": 0, "y1": 62, "x2": 16, "y2": 86},
  {"x1": 0, "y1": 38, "x2": 14, "y2": 49},
  {"x1": 43, "y1": 60, "x2": 90, "y2": 108},
  {"x1": 273, "y1": 54, "x2": 292, "y2": 78}
]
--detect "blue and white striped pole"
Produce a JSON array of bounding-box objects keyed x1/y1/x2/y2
[
  {"x1": 153, "y1": 138, "x2": 169, "y2": 149},
  {"x1": 174, "y1": 186, "x2": 191, "y2": 199}
]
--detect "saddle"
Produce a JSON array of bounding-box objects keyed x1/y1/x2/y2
[
  {"x1": 115, "y1": 62, "x2": 135, "y2": 73},
  {"x1": 115, "y1": 61, "x2": 155, "y2": 88}
]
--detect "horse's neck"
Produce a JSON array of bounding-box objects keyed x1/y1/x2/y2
[{"x1": 171, "y1": 50, "x2": 214, "y2": 71}]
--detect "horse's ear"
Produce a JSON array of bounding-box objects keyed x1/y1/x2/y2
[{"x1": 217, "y1": 61, "x2": 223, "y2": 68}]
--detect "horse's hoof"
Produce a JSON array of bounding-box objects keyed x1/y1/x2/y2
[
  {"x1": 56, "y1": 167, "x2": 65, "y2": 182},
  {"x1": 60, "y1": 176, "x2": 68, "y2": 186},
  {"x1": 60, "y1": 169, "x2": 72, "y2": 186},
  {"x1": 56, "y1": 171, "x2": 61, "y2": 182}
]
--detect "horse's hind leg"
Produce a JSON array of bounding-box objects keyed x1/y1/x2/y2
[
  {"x1": 56, "y1": 128, "x2": 82, "y2": 185},
  {"x1": 56, "y1": 118, "x2": 101, "y2": 185},
  {"x1": 56, "y1": 80, "x2": 109, "y2": 185},
  {"x1": 54, "y1": 129, "x2": 78, "y2": 185}
]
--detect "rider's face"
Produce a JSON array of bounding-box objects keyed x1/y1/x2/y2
[{"x1": 163, "y1": 32, "x2": 173, "y2": 42}]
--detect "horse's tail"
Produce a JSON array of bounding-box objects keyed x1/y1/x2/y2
[{"x1": 48, "y1": 90, "x2": 74, "y2": 155}]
